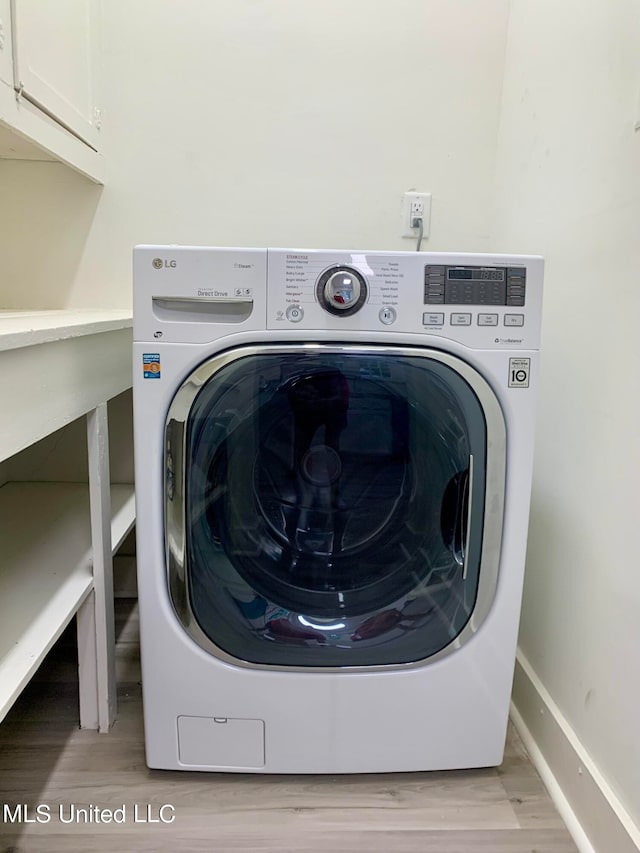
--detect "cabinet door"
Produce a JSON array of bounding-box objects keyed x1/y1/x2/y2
[
  {"x1": 11, "y1": 0, "x2": 100, "y2": 149},
  {"x1": 0, "y1": 0, "x2": 14, "y2": 86}
]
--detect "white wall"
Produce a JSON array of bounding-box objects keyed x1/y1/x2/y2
[
  {"x1": 0, "y1": 0, "x2": 509, "y2": 309},
  {"x1": 0, "y1": 159, "x2": 102, "y2": 309},
  {"x1": 493, "y1": 0, "x2": 640, "y2": 837}
]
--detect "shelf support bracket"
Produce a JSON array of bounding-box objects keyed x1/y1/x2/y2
[
  {"x1": 77, "y1": 589, "x2": 98, "y2": 729},
  {"x1": 80, "y1": 403, "x2": 117, "y2": 732}
]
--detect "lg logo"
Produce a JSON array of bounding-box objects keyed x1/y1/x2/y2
[{"x1": 152, "y1": 258, "x2": 176, "y2": 269}]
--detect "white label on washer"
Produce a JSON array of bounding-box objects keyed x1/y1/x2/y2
[{"x1": 508, "y1": 357, "x2": 530, "y2": 388}]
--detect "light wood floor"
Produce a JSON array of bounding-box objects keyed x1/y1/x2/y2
[{"x1": 0, "y1": 600, "x2": 578, "y2": 852}]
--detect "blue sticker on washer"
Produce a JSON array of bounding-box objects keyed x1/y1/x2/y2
[{"x1": 143, "y1": 353, "x2": 161, "y2": 379}]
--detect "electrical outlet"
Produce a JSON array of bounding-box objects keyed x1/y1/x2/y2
[{"x1": 401, "y1": 192, "x2": 431, "y2": 238}]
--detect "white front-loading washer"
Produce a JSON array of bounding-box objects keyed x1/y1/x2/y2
[{"x1": 133, "y1": 246, "x2": 543, "y2": 773}]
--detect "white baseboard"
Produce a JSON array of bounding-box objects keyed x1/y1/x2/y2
[{"x1": 510, "y1": 651, "x2": 640, "y2": 853}]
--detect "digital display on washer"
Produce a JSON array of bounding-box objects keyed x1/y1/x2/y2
[
  {"x1": 424, "y1": 264, "x2": 526, "y2": 307},
  {"x1": 448, "y1": 268, "x2": 505, "y2": 281}
]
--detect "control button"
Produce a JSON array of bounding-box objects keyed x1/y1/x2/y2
[
  {"x1": 424, "y1": 287, "x2": 445, "y2": 304},
  {"x1": 286, "y1": 304, "x2": 304, "y2": 323},
  {"x1": 451, "y1": 313, "x2": 472, "y2": 326},
  {"x1": 379, "y1": 306, "x2": 396, "y2": 325},
  {"x1": 506, "y1": 269, "x2": 526, "y2": 308},
  {"x1": 504, "y1": 313, "x2": 524, "y2": 327},
  {"x1": 423, "y1": 312, "x2": 444, "y2": 326},
  {"x1": 478, "y1": 313, "x2": 498, "y2": 326}
]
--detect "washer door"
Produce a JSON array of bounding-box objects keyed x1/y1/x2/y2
[{"x1": 165, "y1": 345, "x2": 505, "y2": 668}]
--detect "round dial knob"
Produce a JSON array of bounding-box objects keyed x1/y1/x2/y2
[{"x1": 316, "y1": 266, "x2": 367, "y2": 316}]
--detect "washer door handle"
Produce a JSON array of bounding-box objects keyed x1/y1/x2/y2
[
  {"x1": 462, "y1": 455, "x2": 474, "y2": 580},
  {"x1": 440, "y1": 456, "x2": 473, "y2": 577}
]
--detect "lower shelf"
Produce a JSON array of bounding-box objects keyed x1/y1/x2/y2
[{"x1": 0, "y1": 481, "x2": 135, "y2": 722}]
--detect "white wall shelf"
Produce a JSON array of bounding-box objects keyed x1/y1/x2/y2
[
  {"x1": 0, "y1": 313, "x2": 134, "y2": 731},
  {"x1": 0, "y1": 309, "x2": 133, "y2": 353},
  {"x1": 0, "y1": 482, "x2": 135, "y2": 723},
  {"x1": 0, "y1": 310, "x2": 133, "y2": 464}
]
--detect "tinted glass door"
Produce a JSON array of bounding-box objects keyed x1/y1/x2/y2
[{"x1": 165, "y1": 345, "x2": 505, "y2": 667}]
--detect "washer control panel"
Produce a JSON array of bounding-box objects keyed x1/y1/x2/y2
[
  {"x1": 264, "y1": 249, "x2": 542, "y2": 349},
  {"x1": 134, "y1": 246, "x2": 542, "y2": 349}
]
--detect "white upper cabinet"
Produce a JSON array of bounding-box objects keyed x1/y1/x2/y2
[
  {"x1": 0, "y1": 0, "x2": 13, "y2": 87},
  {"x1": 0, "y1": 0, "x2": 103, "y2": 182},
  {"x1": 11, "y1": 0, "x2": 100, "y2": 149}
]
